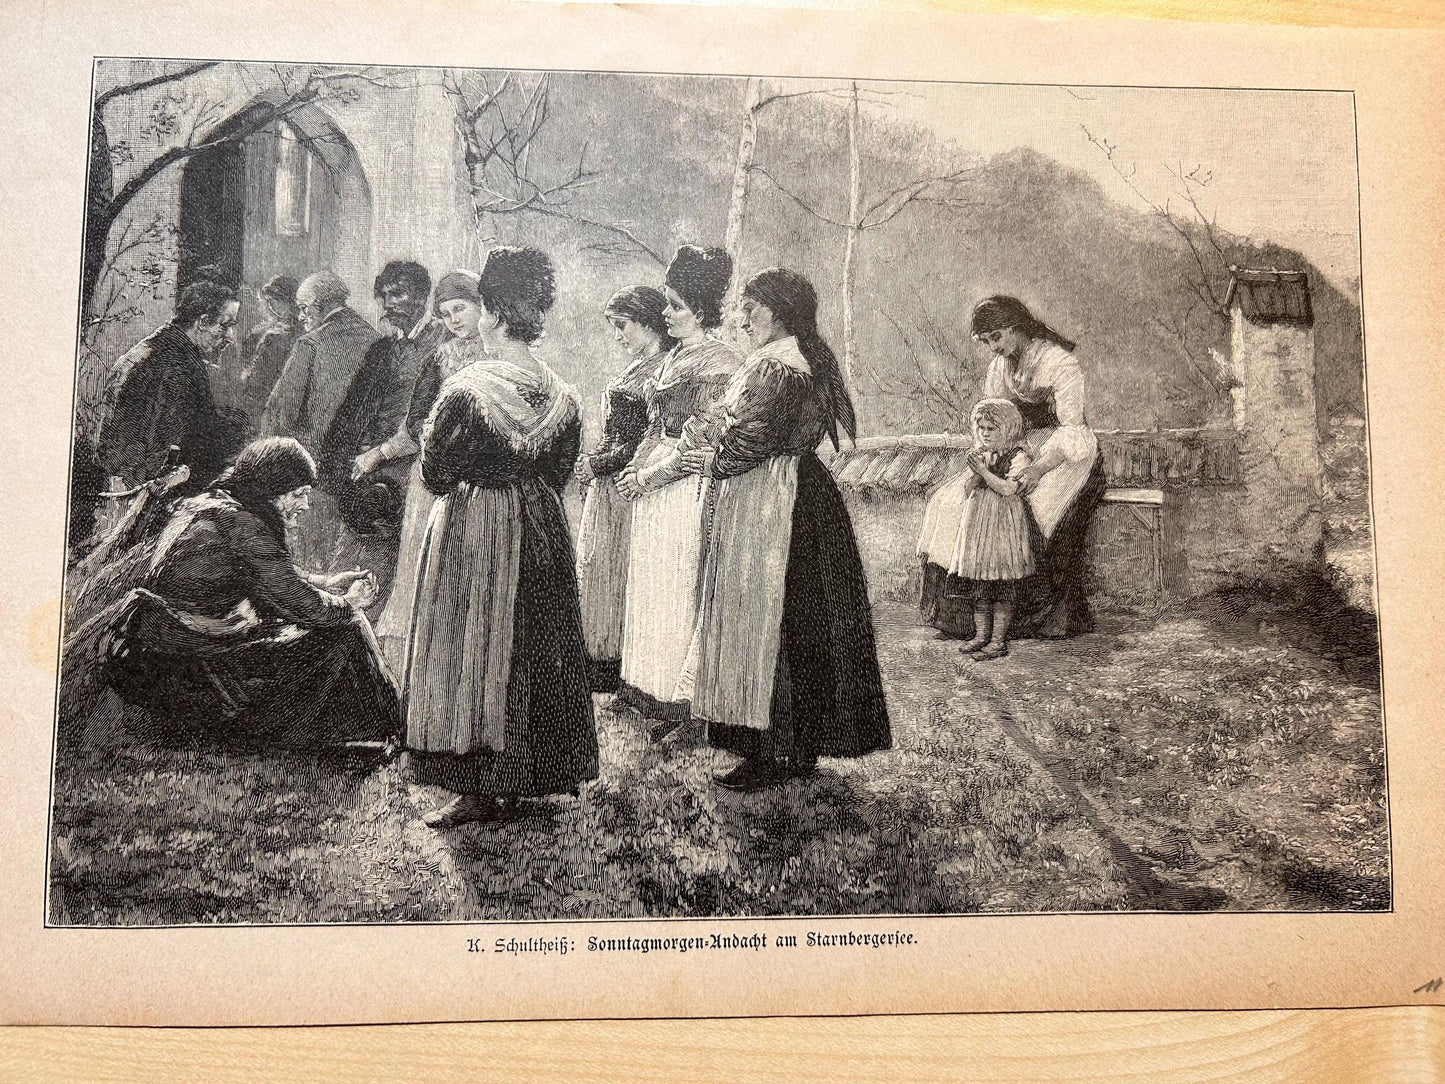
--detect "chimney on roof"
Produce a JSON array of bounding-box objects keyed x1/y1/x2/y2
[{"x1": 1225, "y1": 266, "x2": 1323, "y2": 572}]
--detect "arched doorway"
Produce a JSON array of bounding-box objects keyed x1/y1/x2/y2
[{"x1": 178, "y1": 98, "x2": 373, "y2": 405}]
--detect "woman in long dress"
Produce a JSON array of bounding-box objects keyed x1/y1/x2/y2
[
  {"x1": 403, "y1": 247, "x2": 598, "y2": 829},
  {"x1": 614, "y1": 246, "x2": 742, "y2": 727},
  {"x1": 919, "y1": 295, "x2": 1105, "y2": 640},
  {"x1": 101, "y1": 436, "x2": 399, "y2": 748},
  {"x1": 679, "y1": 268, "x2": 890, "y2": 791},
  {"x1": 372, "y1": 270, "x2": 490, "y2": 674},
  {"x1": 573, "y1": 286, "x2": 676, "y2": 692}
]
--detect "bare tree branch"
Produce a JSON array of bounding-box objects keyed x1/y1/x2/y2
[
  {"x1": 860, "y1": 167, "x2": 977, "y2": 229},
  {"x1": 94, "y1": 62, "x2": 219, "y2": 111},
  {"x1": 754, "y1": 85, "x2": 901, "y2": 113},
  {"x1": 536, "y1": 207, "x2": 664, "y2": 265},
  {"x1": 448, "y1": 68, "x2": 664, "y2": 265},
  {"x1": 1082, "y1": 124, "x2": 1237, "y2": 320},
  {"x1": 746, "y1": 164, "x2": 854, "y2": 228},
  {"x1": 877, "y1": 309, "x2": 972, "y2": 428}
]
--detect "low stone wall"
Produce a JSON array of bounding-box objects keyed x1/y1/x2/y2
[
  {"x1": 828, "y1": 427, "x2": 1318, "y2": 604},
  {"x1": 838, "y1": 488, "x2": 1178, "y2": 607}
]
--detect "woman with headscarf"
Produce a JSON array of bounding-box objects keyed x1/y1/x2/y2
[
  {"x1": 404, "y1": 247, "x2": 598, "y2": 829},
  {"x1": 371, "y1": 269, "x2": 489, "y2": 671},
  {"x1": 614, "y1": 245, "x2": 742, "y2": 728},
  {"x1": 678, "y1": 267, "x2": 890, "y2": 791},
  {"x1": 573, "y1": 286, "x2": 677, "y2": 692},
  {"x1": 238, "y1": 274, "x2": 302, "y2": 421},
  {"x1": 100, "y1": 436, "x2": 400, "y2": 748},
  {"x1": 918, "y1": 295, "x2": 1105, "y2": 640}
]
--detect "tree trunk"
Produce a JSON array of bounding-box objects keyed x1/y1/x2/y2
[
  {"x1": 81, "y1": 61, "x2": 220, "y2": 317},
  {"x1": 720, "y1": 77, "x2": 762, "y2": 341},
  {"x1": 82, "y1": 115, "x2": 116, "y2": 319},
  {"x1": 841, "y1": 82, "x2": 862, "y2": 389}
]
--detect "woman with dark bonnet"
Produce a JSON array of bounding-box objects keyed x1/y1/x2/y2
[
  {"x1": 404, "y1": 246, "x2": 598, "y2": 829},
  {"x1": 678, "y1": 267, "x2": 890, "y2": 791},
  {"x1": 573, "y1": 286, "x2": 677, "y2": 692},
  {"x1": 614, "y1": 245, "x2": 742, "y2": 728},
  {"x1": 919, "y1": 295, "x2": 1105, "y2": 640},
  {"x1": 101, "y1": 436, "x2": 400, "y2": 748},
  {"x1": 372, "y1": 269, "x2": 489, "y2": 672}
]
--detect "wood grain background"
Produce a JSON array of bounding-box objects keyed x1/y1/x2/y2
[
  {"x1": 2, "y1": 1008, "x2": 1444, "y2": 1080},
  {"x1": 5, "y1": 0, "x2": 1441, "y2": 1078}
]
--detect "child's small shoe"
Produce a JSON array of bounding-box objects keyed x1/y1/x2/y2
[
  {"x1": 959, "y1": 636, "x2": 989, "y2": 654},
  {"x1": 973, "y1": 642, "x2": 1009, "y2": 660}
]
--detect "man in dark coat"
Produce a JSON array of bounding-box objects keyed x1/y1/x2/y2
[
  {"x1": 261, "y1": 269, "x2": 381, "y2": 569},
  {"x1": 318, "y1": 260, "x2": 444, "y2": 614},
  {"x1": 261, "y1": 269, "x2": 381, "y2": 452},
  {"x1": 95, "y1": 279, "x2": 246, "y2": 497}
]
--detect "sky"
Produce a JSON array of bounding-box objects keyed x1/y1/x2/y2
[{"x1": 854, "y1": 81, "x2": 1361, "y2": 294}]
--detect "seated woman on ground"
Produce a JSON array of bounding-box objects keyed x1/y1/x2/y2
[{"x1": 102, "y1": 436, "x2": 401, "y2": 751}]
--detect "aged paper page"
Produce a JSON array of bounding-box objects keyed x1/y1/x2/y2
[{"x1": 0, "y1": 0, "x2": 1441, "y2": 1025}]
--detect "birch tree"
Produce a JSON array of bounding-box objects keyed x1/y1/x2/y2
[{"x1": 740, "y1": 81, "x2": 977, "y2": 387}]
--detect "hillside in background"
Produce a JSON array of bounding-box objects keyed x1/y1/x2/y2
[
  {"x1": 79, "y1": 69, "x2": 1365, "y2": 442},
  {"x1": 482, "y1": 74, "x2": 1363, "y2": 438}
]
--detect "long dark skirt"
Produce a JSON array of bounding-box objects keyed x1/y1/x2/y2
[
  {"x1": 709, "y1": 454, "x2": 891, "y2": 763},
  {"x1": 103, "y1": 588, "x2": 400, "y2": 747},
  {"x1": 921, "y1": 455, "x2": 1107, "y2": 639},
  {"x1": 408, "y1": 479, "x2": 599, "y2": 797}
]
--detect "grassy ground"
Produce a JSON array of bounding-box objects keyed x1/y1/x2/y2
[
  {"x1": 49, "y1": 592, "x2": 1385, "y2": 925},
  {"x1": 48, "y1": 424, "x2": 1385, "y2": 924}
]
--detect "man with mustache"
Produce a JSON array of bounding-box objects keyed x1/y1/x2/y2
[{"x1": 317, "y1": 260, "x2": 445, "y2": 615}]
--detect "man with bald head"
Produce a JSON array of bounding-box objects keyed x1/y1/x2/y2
[
  {"x1": 262, "y1": 269, "x2": 381, "y2": 567},
  {"x1": 262, "y1": 270, "x2": 381, "y2": 451}
]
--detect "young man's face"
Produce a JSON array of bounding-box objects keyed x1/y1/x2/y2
[
  {"x1": 194, "y1": 302, "x2": 240, "y2": 358},
  {"x1": 378, "y1": 281, "x2": 426, "y2": 334}
]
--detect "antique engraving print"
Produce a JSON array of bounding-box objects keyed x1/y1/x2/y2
[{"x1": 48, "y1": 59, "x2": 1384, "y2": 925}]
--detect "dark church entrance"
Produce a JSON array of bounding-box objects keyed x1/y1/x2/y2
[{"x1": 178, "y1": 100, "x2": 372, "y2": 405}]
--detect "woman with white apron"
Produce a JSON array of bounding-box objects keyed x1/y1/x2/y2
[
  {"x1": 614, "y1": 246, "x2": 741, "y2": 730},
  {"x1": 573, "y1": 286, "x2": 675, "y2": 692},
  {"x1": 679, "y1": 268, "x2": 890, "y2": 791}
]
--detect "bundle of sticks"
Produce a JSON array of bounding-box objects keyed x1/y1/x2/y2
[{"x1": 58, "y1": 455, "x2": 191, "y2": 737}]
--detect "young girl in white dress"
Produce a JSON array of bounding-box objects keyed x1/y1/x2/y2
[{"x1": 951, "y1": 397, "x2": 1035, "y2": 660}]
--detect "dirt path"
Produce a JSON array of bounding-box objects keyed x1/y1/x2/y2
[{"x1": 871, "y1": 599, "x2": 1388, "y2": 913}]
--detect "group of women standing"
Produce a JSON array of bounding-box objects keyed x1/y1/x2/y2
[
  {"x1": 575, "y1": 248, "x2": 891, "y2": 793},
  {"x1": 107, "y1": 241, "x2": 892, "y2": 828}
]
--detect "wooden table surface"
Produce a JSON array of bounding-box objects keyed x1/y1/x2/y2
[
  {"x1": 1, "y1": 1008, "x2": 1443, "y2": 1081},
  {"x1": 7, "y1": 0, "x2": 1441, "y2": 1079}
]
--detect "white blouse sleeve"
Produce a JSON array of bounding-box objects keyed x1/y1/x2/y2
[
  {"x1": 1041, "y1": 351, "x2": 1088, "y2": 427},
  {"x1": 1038, "y1": 350, "x2": 1096, "y2": 462},
  {"x1": 980, "y1": 357, "x2": 1008, "y2": 401}
]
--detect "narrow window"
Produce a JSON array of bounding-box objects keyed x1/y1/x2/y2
[{"x1": 274, "y1": 124, "x2": 311, "y2": 237}]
